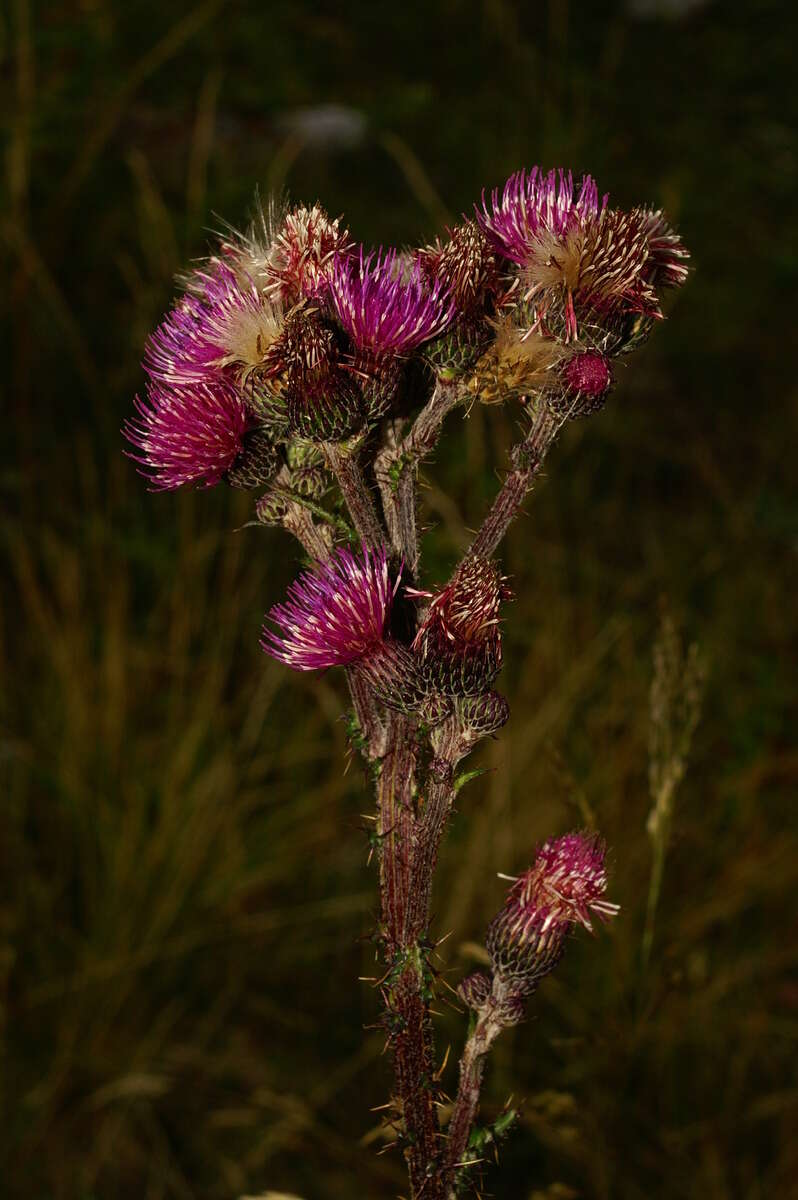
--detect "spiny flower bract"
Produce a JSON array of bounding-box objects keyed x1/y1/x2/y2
[
  {"x1": 412, "y1": 556, "x2": 511, "y2": 695},
  {"x1": 262, "y1": 544, "x2": 398, "y2": 670}
]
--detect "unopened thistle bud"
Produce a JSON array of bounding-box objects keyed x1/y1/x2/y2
[
  {"x1": 546, "y1": 349, "x2": 613, "y2": 419},
  {"x1": 486, "y1": 832, "x2": 619, "y2": 995},
  {"x1": 280, "y1": 308, "x2": 364, "y2": 441},
  {"x1": 261, "y1": 544, "x2": 423, "y2": 710},
  {"x1": 457, "y1": 970, "x2": 492, "y2": 1010},
  {"x1": 255, "y1": 487, "x2": 291, "y2": 527},
  {"x1": 284, "y1": 440, "x2": 330, "y2": 500},
  {"x1": 458, "y1": 690, "x2": 511, "y2": 737},
  {"x1": 412, "y1": 557, "x2": 511, "y2": 696}
]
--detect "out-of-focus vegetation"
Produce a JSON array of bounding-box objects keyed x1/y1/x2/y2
[{"x1": 2, "y1": 2, "x2": 796, "y2": 1197}]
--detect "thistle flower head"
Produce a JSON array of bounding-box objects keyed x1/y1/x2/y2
[
  {"x1": 517, "y1": 206, "x2": 666, "y2": 338},
  {"x1": 264, "y1": 202, "x2": 354, "y2": 304},
  {"x1": 123, "y1": 380, "x2": 251, "y2": 490},
  {"x1": 261, "y1": 544, "x2": 397, "y2": 670},
  {"x1": 477, "y1": 167, "x2": 605, "y2": 268},
  {"x1": 507, "y1": 832, "x2": 618, "y2": 933},
  {"x1": 412, "y1": 556, "x2": 511, "y2": 696},
  {"x1": 145, "y1": 261, "x2": 284, "y2": 390},
  {"x1": 478, "y1": 169, "x2": 688, "y2": 342},
  {"x1": 416, "y1": 220, "x2": 499, "y2": 313},
  {"x1": 228, "y1": 198, "x2": 353, "y2": 306},
  {"x1": 486, "y1": 831, "x2": 619, "y2": 993},
  {"x1": 330, "y1": 248, "x2": 456, "y2": 357}
]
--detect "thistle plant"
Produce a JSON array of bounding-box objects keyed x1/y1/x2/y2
[{"x1": 124, "y1": 170, "x2": 688, "y2": 1198}]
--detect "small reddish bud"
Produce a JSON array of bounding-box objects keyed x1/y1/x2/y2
[
  {"x1": 562, "y1": 350, "x2": 612, "y2": 398},
  {"x1": 550, "y1": 350, "x2": 613, "y2": 419},
  {"x1": 457, "y1": 971, "x2": 493, "y2": 1011}
]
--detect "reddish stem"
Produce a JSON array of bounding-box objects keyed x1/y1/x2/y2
[{"x1": 468, "y1": 405, "x2": 562, "y2": 559}]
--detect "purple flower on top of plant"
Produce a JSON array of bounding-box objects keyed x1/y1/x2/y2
[
  {"x1": 329, "y1": 248, "x2": 457, "y2": 357},
  {"x1": 477, "y1": 167, "x2": 688, "y2": 340},
  {"x1": 477, "y1": 167, "x2": 605, "y2": 268},
  {"x1": 261, "y1": 543, "x2": 398, "y2": 670}
]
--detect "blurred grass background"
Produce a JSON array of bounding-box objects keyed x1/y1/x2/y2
[{"x1": 2, "y1": 1, "x2": 797, "y2": 1197}]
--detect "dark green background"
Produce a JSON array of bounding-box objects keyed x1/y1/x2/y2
[{"x1": 2, "y1": 2, "x2": 796, "y2": 1197}]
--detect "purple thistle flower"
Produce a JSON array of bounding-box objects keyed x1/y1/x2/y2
[
  {"x1": 262, "y1": 544, "x2": 398, "y2": 670},
  {"x1": 507, "y1": 832, "x2": 619, "y2": 934},
  {"x1": 329, "y1": 248, "x2": 456, "y2": 356},
  {"x1": 477, "y1": 167, "x2": 605, "y2": 268},
  {"x1": 123, "y1": 380, "x2": 251, "y2": 490},
  {"x1": 145, "y1": 261, "x2": 284, "y2": 390}
]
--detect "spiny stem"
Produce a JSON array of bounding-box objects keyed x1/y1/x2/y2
[
  {"x1": 378, "y1": 712, "x2": 417, "y2": 954},
  {"x1": 347, "y1": 669, "x2": 387, "y2": 760},
  {"x1": 282, "y1": 502, "x2": 333, "y2": 561}
]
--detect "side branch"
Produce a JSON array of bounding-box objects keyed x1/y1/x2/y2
[
  {"x1": 375, "y1": 380, "x2": 465, "y2": 574},
  {"x1": 444, "y1": 975, "x2": 516, "y2": 1195},
  {"x1": 468, "y1": 404, "x2": 563, "y2": 559},
  {"x1": 324, "y1": 439, "x2": 385, "y2": 548}
]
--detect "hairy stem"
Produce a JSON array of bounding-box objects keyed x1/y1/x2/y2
[
  {"x1": 376, "y1": 380, "x2": 465, "y2": 574},
  {"x1": 377, "y1": 712, "x2": 416, "y2": 949},
  {"x1": 347, "y1": 669, "x2": 387, "y2": 760},
  {"x1": 324, "y1": 439, "x2": 385, "y2": 548},
  {"x1": 377, "y1": 711, "x2": 444, "y2": 1197},
  {"x1": 405, "y1": 763, "x2": 455, "y2": 944},
  {"x1": 469, "y1": 404, "x2": 562, "y2": 559},
  {"x1": 444, "y1": 976, "x2": 513, "y2": 1193},
  {"x1": 282, "y1": 501, "x2": 333, "y2": 561},
  {"x1": 406, "y1": 711, "x2": 475, "y2": 944}
]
